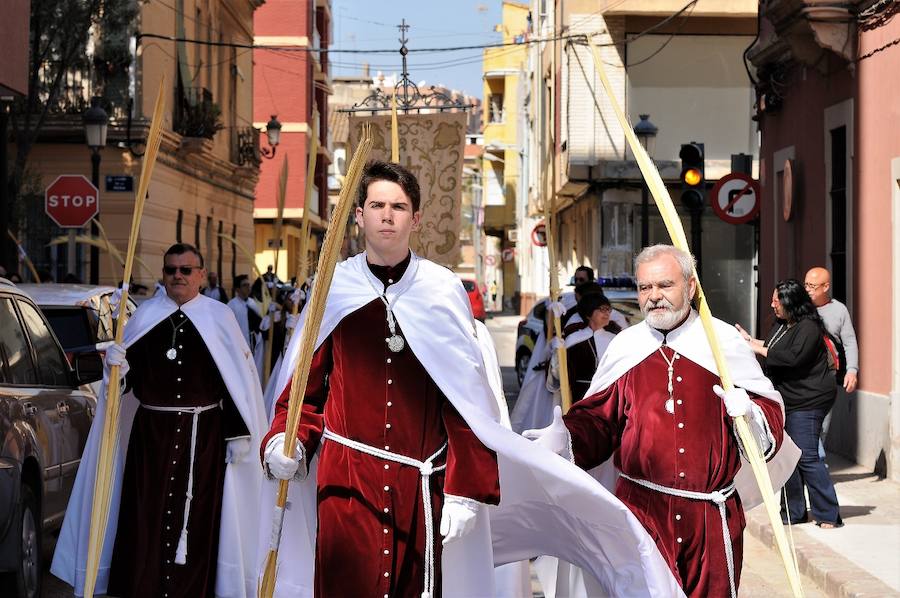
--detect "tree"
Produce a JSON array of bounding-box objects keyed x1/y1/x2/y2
[{"x1": 3, "y1": 0, "x2": 137, "y2": 272}]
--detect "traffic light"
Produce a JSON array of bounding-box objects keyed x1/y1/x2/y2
[{"x1": 679, "y1": 142, "x2": 705, "y2": 210}]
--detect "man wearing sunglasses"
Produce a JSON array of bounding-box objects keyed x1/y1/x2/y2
[{"x1": 53, "y1": 243, "x2": 267, "y2": 598}]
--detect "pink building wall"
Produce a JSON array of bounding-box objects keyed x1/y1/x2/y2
[{"x1": 854, "y1": 17, "x2": 900, "y2": 396}]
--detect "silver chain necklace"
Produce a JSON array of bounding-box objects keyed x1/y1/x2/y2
[
  {"x1": 767, "y1": 324, "x2": 790, "y2": 348},
  {"x1": 365, "y1": 256, "x2": 418, "y2": 353},
  {"x1": 166, "y1": 314, "x2": 190, "y2": 360}
]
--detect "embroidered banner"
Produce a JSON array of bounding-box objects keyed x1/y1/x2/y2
[{"x1": 349, "y1": 112, "x2": 466, "y2": 266}]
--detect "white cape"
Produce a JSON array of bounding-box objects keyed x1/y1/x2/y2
[
  {"x1": 51, "y1": 293, "x2": 267, "y2": 597},
  {"x1": 259, "y1": 252, "x2": 683, "y2": 598},
  {"x1": 583, "y1": 310, "x2": 801, "y2": 510}
]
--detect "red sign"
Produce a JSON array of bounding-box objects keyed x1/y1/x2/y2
[
  {"x1": 709, "y1": 173, "x2": 760, "y2": 225},
  {"x1": 45, "y1": 175, "x2": 100, "y2": 228}
]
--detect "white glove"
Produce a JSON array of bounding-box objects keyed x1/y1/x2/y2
[
  {"x1": 548, "y1": 300, "x2": 566, "y2": 318},
  {"x1": 263, "y1": 432, "x2": 305, "y2": 480},
  {"x1": 104, "y1": 343, "x2": 129, "y2": 377},
  {"x1": 523, "y1": 406, "x2": 571, "y2": 459},
  {"x1": 274, "y1": 310, "x2": 282, "y2": 323},
  {"x1": 713, "y1": 384, "x2": 753, "y2": 418},
  {"x1": 225, "y1": 437, "x2": 251, "y2": 464},
  {"x1": 286, "y1": 314, "x2": 299, "y2": 330},
  {"x1": 440, "y1": 495, "x2": 479, "y2": 545},
  {"x1": 109, "y1": 285, "x2": 126, "y2": 319},
  {"x1": 549, "y1": 336, "x2": 563, "y2": 351},
  {"x1": 714, "y1": 385, "x2": 774, "y2": 457},
  {"x1": 260, "y1": 315, "x2": 271, "y2": 331},
  {"x1": 290, "y1": 288, "x2": 305, "y2": 304},
  {"x1": 266, "y1": 281, "x2": 275, "y2": 289},
  {"x1": 268, "y1": 302, "x2": 278, "y2": 313}
]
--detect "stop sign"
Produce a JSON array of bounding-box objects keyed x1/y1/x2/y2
[{"x1": 45, "y1": 175, "x2": 100, "y2": 228}]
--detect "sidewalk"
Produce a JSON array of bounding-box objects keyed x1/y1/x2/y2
[{"x1": 745, "y1": 453, "x2": 900, "y2": 597}]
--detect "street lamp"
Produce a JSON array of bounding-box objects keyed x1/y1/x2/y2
[
  {"x1": 260, "y1": 114, "x2": 282, "y2": 159},
  {"x1": 83, "y1": 97, "x2": 108, "y2": 284},
  {"x1": 633, "y1": 114, "x2": 658, "y2": 248}
]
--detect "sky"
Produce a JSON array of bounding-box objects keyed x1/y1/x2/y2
[{"x1": 330, "y1": 0, "x2": 505, "y2": 99}]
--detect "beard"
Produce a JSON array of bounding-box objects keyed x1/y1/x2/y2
[{"x1": 642, "y1": 291, "x2": 691, "y2": 331}]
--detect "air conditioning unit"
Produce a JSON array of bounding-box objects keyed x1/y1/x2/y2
[{"x1": 507, "y1": 229, "x2": 519, "y2": 242}]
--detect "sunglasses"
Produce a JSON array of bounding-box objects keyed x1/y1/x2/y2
[{"x1": 163, "y1": 265, "x2": 203, "y2": 276}]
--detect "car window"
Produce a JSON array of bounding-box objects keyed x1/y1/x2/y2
[
  {"x1": 0, "y1": 297, "x2": 37, "y2": 385},
  {"x1": 461, "y1": 280, "x2": 476, "y2": 293},
  {"x1": 42, "y1": 307, "x2": 95, "y2": 350},
  {"x1": 17, "y1": 300, "x2": 71, "y2": 387}
]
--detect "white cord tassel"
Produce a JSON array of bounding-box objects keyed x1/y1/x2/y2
[{"x1": 174, "y1": 530, "x2": 189, "y2": 565}]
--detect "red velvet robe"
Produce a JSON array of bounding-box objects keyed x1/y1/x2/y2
[
  {"x1": 563, "y1": 347, "x2": 784, "y2": 597},
  {"x1": 264, "y1": 263, "x2": 500, "y2": 597}
]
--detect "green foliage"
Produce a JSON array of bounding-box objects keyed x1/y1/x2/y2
[{"x1": 175, "y1": 99, "x2": 225, "y2": 140}]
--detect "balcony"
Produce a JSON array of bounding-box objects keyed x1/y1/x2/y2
[
  {"x1": 35, "y1": 62, "x2": 130, "y2": 120},
  {"x1": 173, "y1": 86, "x2": 224, "y2": 140},
  {"x1": 233, "y1": 126, "x2": 262, "y2": 167}
]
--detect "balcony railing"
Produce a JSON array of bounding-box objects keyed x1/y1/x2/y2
[
  {"x1": 234, "y1": 126, "x2": 262, "y2": 167},
  {"x1": 173, "y1": 86, "x2": 224, "y2": 139},
  {"x1": 34, "y1": 62, "x2": 130, "y2": 119}
]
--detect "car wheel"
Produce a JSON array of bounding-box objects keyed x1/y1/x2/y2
[
  {"x1": 12, "y1": 485, "x2": 41, "y2": 598},
  {"x1": 515, "y1": 349, "x2": 531, "y2": 388}
]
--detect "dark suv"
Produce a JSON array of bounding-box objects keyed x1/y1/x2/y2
[{"x1": 0, "y1": 279, "x2": 101, "y2": 597}]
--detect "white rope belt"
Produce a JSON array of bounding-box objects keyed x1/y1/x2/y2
[
  {"x1": 322, "y1": 427, "x2": 447, "y2": 598},
  {"x1": 620, "y1": 473, "x2": 738, "y2": 598},
  {"x1": 141, "y1": 401, "x2": 222, "y2": 566}
]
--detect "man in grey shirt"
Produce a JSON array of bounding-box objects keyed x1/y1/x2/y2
[{"x1": 805, "y1": 267, "x2": 859, "y2": 458}]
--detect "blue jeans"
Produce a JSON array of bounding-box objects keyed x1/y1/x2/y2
[{"x1": 782, "y1": 408, "x2": 843, "y2": 526}]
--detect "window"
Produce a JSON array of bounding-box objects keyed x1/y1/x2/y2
[
  {"x1": 489, "y1": 94, "x2": 505, "y2": 123},
  {"x1": 195, "y1": 214, "x2": 201, "y2": 250},
  {"x1": 829, "y1": 126, "x2": 847, "y2": 304},
  {"x1": 0, "y1": 298, "x2": 36, "y2": 384},
  {"x1": 18, "y1": 300, "x2": 70, "y2": 387},
  {"x1": 176, "y1": 209, "x2": 183, "y2": 242}
]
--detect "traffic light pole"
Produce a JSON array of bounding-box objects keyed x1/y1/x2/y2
[
  {"x1": 689, "y1": 204, "x2": 703, "y2": 278},
  {"x1": 641, "y1": 183, "x2": 650, "y2": 248}
]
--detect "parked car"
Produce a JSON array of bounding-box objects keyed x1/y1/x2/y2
[
  {"x1": 459, "y1": 278, "x2": 486, "y2": 321},
  {"x1": 514, "y1": 289, "x2": 642, "y2": 387},
  {"x1": 16, "y1": 284, "x2": 137, "y2": 396},
  {"x1": 0, "y1": 279, "x2": 102, "y2": 598}
]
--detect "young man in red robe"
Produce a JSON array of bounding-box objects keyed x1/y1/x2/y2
[
  {"x1": 261, "y1": 161, "x2": 501, "y2": 597},
  {"x1": 526, "y1": 244, "x2": 799, "y2": 598}
]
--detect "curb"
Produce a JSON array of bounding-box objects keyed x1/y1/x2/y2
[{"x1": 745, "y1": 509, "x2": 896, "y2": 597}]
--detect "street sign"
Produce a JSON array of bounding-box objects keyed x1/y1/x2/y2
[
  {"x1": 501, "y1": 248, "x2": 515, "y2": 262},
  {"x1": 485, "y1": 255, "x2": 497, "y2": 266},
  {"x1": 709, "y1": 172, "x2": 760, "y2": 225},
  {"x1": 45, "y1": 175, "x2": 100, "y2": 228},
  {"x1": 531, "y1": 223, "x2": 547, "y2": 247},
  {"x1": 105, "y1": 175, "x2": 134, "y2": 192}
]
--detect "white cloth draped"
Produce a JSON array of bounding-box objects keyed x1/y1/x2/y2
[
  {"x1": 259, "y1": 252, "x2": 683, "y2": 598},
  {"x1": 51, "y1": 293, "x2": 267, "y2": 597}
]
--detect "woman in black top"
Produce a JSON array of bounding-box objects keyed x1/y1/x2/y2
[{"x1": 738, "y1": 279, "x2": 843, "y2": 528}]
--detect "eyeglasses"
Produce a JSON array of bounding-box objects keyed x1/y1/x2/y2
[
  {"x1": 597, "y1": 306, "x2": 612, "y2": 313},
  {"x1": 163, "y1": 265, "x2": 203, "y2": 276},
  {"x1": 804, "y1": 282, "x2": 824, "y2": 290}
]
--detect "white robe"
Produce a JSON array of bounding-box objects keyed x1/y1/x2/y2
[
  {"x1": 51, "y1": 293, "x2": 267, "y2": 597},
  {"x1": 259, "y1": 252, "x2": 684, "y2": 598}
]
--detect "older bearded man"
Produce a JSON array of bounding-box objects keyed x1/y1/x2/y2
[{"x1": 525, "y1": 244, "x2": 798, "y2": 598}]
